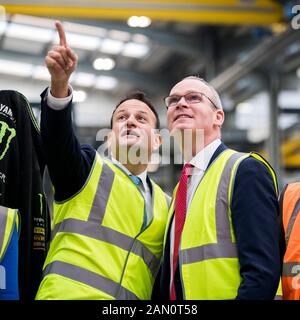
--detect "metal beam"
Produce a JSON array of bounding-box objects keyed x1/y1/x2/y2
[
  {"x1": 2, "y1": 0, "x2": 283, "y2": 25},
  {"x1": 268, "y1": 68, "x2": 281, "y2": 181},
  {"x1": 210, "y1": 27, "x2": 300, "y2": 93}
]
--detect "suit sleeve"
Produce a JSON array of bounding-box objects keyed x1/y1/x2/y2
[
  {"x1": 40, "y1": 89, "x2": 95, "y2": 202},
  {"x1": 232, "y1": 157, "x2": 281, "y2": 300}
]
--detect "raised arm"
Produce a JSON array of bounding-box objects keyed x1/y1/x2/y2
[
  {"x1": 41, "y1": 21, "x2": 95, "y2": 202},
  {"x1": 45, "y1": 21, "x2": 78, "y2": 98}
]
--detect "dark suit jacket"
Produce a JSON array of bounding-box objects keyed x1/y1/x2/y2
[{"x1": 156, "y1": 143, "x2": 281, "y2": 300}]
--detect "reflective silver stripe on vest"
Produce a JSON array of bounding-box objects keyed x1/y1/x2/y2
[
  {"x1": 51, "y1": 218, "x2": 160, "y2": 278},
  {"x1": 88, "y1": 162, "x2": 115, "y2": 223},
  {"x1": 283, "y1": 261, "x2": 300, "y2": 277},
  {"x1": 285, "y1": 197, "x2": 300, "y2": 245},
  {"x1": 180, "y1": 242, "x2": 238, "y2": 264},
  {"x1": 180, "y1": 152, "x2": 245, "y2": 265},
  {"x1": 215, "y1": 152, "x2": 245, "y2": 242},
  {"x1": 131, "y1": 238, "x2": 160, "y2": 279},
  {"x1": 0, "y1": 206, "x2": 8, "y2": 257},
  {"x1": 49, "y1": 160, "x2": 159, "y2": 297},
  {"x1": 43, "y1": 260, "x2": 139, "y2": 300}
]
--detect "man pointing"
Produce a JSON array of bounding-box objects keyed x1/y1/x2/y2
[{"x1": 36, "y1": 22, "x2": 169, "y2": 300}]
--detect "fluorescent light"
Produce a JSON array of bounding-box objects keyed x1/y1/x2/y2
[
  {"x1": 0, "y1": 20, "x2": 7, "y2": 35},
  {"x1": 32, "y1": 65, "x2": 50, "y2": 81},
  {"x1": 53, "y1": 32, "x2": 101, "y2": 50},
  {"x1": 100, "y1": 39, "x2": 124, "y2": 55},
  {"x1": 63, "y1": 21, "x2": 107, "y2": 37},
  {"x1": 279, "y1": 91, "x2": 300, "y2": 109},
  {"x1": 3, "y1": 37, "x2": 45, "y2": 54},
  {"x1": 127, "y1": 16, "x2": 151, "y2": 28},
  {"x1": 279, "y1": 114, "x2": 299, "y2": 130},
  {"x1": 72, "y1": 72, "x2": 96, "y2": 87},
  {"x1": 139, "y1": 16, "x2": 152, "y2": 28},
  {"x1": 236, "y1": 102, "x2": 252, "y2": 115},
  {"x1": 93, "y1": 58, "x2": 115, "y2": 71},
  {"x1": 11, "y1": 14, "x2": 55, "y2": 28},
  {"x1": 131, "y1": 34, "x2": 149, "y2": 44},
  {"x1": 122, "y1": 42, "x2": 149, "y2": 58},
  {"x1": 108, "y1": 29, "x2": 131, "y2": 41},
  {"x1": 6, "y1": 23, "x2": 54, "y2": 43},
  {"x1": 73, "y1": 90, "x2": 87, "y2": 103},
  {"x1": 95, "y1": 76, "x2": 118, "y2": 90},
  {"x1": 247, "y1": 128, "x2": 269, "y2": 144},
  {"x1": 127, "y1": 16, "x2": 139, "y2": 28},
  {"x1": 0, "y1": 59, "x2": 32, "y2": 77}
]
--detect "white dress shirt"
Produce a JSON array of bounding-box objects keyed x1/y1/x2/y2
[
  {"x1": 46, "y1": 86, "x2": 73, "y2": 110},
  {"x1": 169, "y1": 138, "x2": 221, "y2": 291}
]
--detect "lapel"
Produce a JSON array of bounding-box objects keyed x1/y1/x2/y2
[{"x1": 207, "y1": 142, "x2": 228, "y2": 169}]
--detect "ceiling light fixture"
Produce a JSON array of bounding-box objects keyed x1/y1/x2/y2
[
  {"x1": 0, "y1": 58, "x2": 32, "y2": 77},
  {"x1": 95, "y1": 76, "x2": 118, "y2": 90},
  {"x1": 53, "y1": 32, "x2": 101, "y2": 50},
  {"x1": 7, "y1": 23, "x2": 54, "y2": 43},
  {"x1": 72, "y1": 72, "x2": 96, "y2": 87},
  {"x1": 93, "y1": 57, "x2": 115, "y2": 71},
  {"x1": 122, "y1": 42, "x2": 149, "y2": 58},
  {"x1": 100, "y1": 39, "x2": 124, "y2": 55},
  {"x1": 127, "y1": 16, "x2": 151, "y2": 28}
]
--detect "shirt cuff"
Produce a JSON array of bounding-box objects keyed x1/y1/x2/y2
[{"x1": 46, "y1": 85, "x2": 73, "y2": 110}]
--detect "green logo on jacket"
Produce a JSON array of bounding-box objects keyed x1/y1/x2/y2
[{"x1": 0, "y1": 121, "x2": 16, "y2": 160}]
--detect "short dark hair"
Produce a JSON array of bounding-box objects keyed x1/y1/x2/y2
[{"x1": 110, "y1": 91, "x2": 160, "y2": 129}]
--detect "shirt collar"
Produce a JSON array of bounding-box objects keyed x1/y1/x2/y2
[
  {"x1": 189, "y1": 139, "x2": 221, "y2": 171},
  {"x1": 111, "y1": 156, "x2": 148, "y2": 190}
]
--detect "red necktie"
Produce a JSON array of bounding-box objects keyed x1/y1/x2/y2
[{"x1": 170, "y1": 163, "x2": 192, "y2": 300}]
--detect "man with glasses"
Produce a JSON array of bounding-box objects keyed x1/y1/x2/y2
[{"x1": 157, "y1": 76, "x2": 281, "y2": 300}]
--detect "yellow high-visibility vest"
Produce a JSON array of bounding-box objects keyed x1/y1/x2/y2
[
  {"x1": 36, "y1": 153, "x2": 169, "y2": 300},
  {"x1": 0, "y1": 206, "x2": 18, "y2": 263},
  {"x1": 165, "y1": 149, "x2": 278, "y2": 299}
]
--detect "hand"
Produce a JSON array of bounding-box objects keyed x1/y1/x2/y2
[{"x1": 45, "y1": 21, "x2": 78, "y2": 98}]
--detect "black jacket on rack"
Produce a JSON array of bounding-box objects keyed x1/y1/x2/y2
[{"x1": 0, "y1": 90, "x2": 50, "y2": 300}]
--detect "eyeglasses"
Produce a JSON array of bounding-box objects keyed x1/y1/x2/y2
[{"x1": 164, "y1": 91, "x2": 218, "y2": 109}]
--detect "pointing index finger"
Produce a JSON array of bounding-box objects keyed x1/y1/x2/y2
[{"x1": 55, "y1": 21, "x2": 67, "y2": 47}]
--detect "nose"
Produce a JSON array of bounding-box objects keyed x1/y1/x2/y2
[
  {"x1": 125, "y1": 114, "x2": 137, "y2": 127},
  {"x1": 176, "y1": 96, "x2": 188, "y2": 109}
]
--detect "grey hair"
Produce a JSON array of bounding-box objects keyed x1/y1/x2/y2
[{"x1": 181, "y1": 76, "x2": 223, "y2": 110}]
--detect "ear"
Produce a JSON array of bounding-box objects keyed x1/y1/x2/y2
[
  {"x1": 107, "y1": 130, "x2": 114, "y2": 149},
  {"x1": 215, "y1": 110, "x2": 225, "y2": 127},
  {"x1": 152, "y1": 131, "x2": 162, "y2": 151}
]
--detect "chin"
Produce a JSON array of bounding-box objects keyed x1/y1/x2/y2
[{"x1": 171, "y1": 124, "x2": 193, "y2": 132}]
